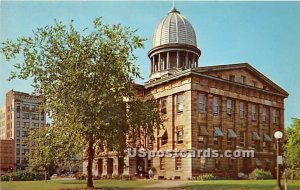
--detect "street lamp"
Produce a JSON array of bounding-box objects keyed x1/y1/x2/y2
[{"x1": 274, "y1": 131, "x2": 283, "y2": 190}]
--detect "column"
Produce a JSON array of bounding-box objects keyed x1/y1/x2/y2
[
  {"x1": 158, "y1": 53, "x2": 161, "y2": 71},
  {"x1": 185, "y1": 52, "x2": 188, "y2": 69},
  {"x1": 152, "y1": 56, "x2": 155, "y2": 72},
  {"x1": 192, "y1": 55, "x2": 195, "y2": 68},
  {"x1": 176, "y1": 51, "x2": 179, "y2": 68},
  {"x1": 123, "y1": 156, "x2": 130, "y2": 175},
  {"x1": 112, "y1": 157, "x2": 119, "y2": 175},
  {"x1": 92, "y1": 159, "x2": 99, "y2": 176},
  {"x1": 167, "y1": 52, "x2": 170, "y2": 69},
  {"x1": 102, "y1": 158, "x2": 107, "y2": 176}
]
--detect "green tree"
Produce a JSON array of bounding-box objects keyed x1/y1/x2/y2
[
  {"x1": 25, "y1": 126, "x2": 83, "y2": 177},
  {"x1": 285, "y1": 118, "x2": 300, "y2": 180},
  {"x1": 1, "y1": 18, "x2": 162, "y2": 187}
]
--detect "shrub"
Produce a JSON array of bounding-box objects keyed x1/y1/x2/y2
[
  {"x1": 286, "y1": 169, "x2": 300, "y2": 180},
  {"x1": 121, "y1": 174, "x2": 133, "y2": 180},
  {"x1": 249, "y1": 168, "x2": 273, "y2": 180},
  {"x1": 6, "y1": 171, "x2": 49, "y2": 181},
  {"x1": 196, "y1": 174, "x2": 217, "y2": 181},
  {"x1": 93, "y1": 176, "x2": 101, "y2": 180},
  {"x1": 112, "y1": 174, "x2": 121, "y2": 180},
  {"x1": 1, "y1": 174, "x2": 10, "y2": 181},
  {"x1": 75, "y1": 173, "x2": 86, "y2": 180}
]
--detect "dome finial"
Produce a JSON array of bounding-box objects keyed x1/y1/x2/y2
[{"x1": 169, "y1": 1, "x2": 180, "y2": 14}]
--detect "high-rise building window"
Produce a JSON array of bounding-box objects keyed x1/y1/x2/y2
[
  {"x1": 213, "y1": 96, "x2": 219, "y2": 114},
  {"x1": 252, "y1": 104, "x2": 257, "y2": 120},
  {"x1": 177, "y1": 94, "x2": 184, "y2": 113},
  {"x1": 32, "y1": 113, "x2": 39, "y2": 120},
  {"x1": 227, "y1": 99, "x2": 233, "y2": 115},
  {"x1": 16, "y1": 104, "x2": 20, "y2": 112},
  {"x1": 198, "y1": 94, "x2": 206, "y2": 113},
  {"x1": 22, "y1": 104, "x2": 30, "y2": 111},
  {"x1": 22, "y1": 113, "x2": 30, "y2": 119},
  {"x1": 161, "y1": 98, "x2": 167, "y2": 115},
  {"x1": 240, "y1": 102, "x2": 245, "y2": 119}
]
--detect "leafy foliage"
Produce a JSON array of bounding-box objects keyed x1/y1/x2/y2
[
  {"x1": 285, "y1": 118, "x2": 300, "y2": 180},
  {"x1": 25, "y1": 126, "x2": 83, "y2": 174},
  {"x1": 249, "y1": 169, "x2": 273, "y2": 180},
  {"x1": 1, "y1": 171, "x2": 49, "y2": 181},
  {"x1": 0, "y1": 17, "x2": 161, "y2": 188}
]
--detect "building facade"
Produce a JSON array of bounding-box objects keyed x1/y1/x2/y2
[
  {"x1": 0, "y1": 107, "x2": 6, "y2": 139},
  {"x1": 0, "y1": 139, "x2": 14, "y2": 173},
  {"x1": 6, "y1": 90, "x2": 46, "y2": 170},
  {"x1": 84, "y1": 7, "x2": 288, "y2": 179}
]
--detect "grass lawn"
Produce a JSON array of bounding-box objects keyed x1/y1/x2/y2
[
  {"x1": 1, "y1": 179, "x2": 300, "y2": 190},
  {"x1": 181, "y1": 180, "x2": 300, "y2": 190},
  {"x1": 0, "y1": 179, "x2": 157, "y2": 190}
]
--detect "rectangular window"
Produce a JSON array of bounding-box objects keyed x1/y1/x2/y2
[
  {"x1": 262, "y1": 107, "x2": 268, "y2": 122},
  {"x1": 16, "y1": 121, "x2": 20, "y2": 128},
  {"x1": 22, "y1": 113, "x2": 30, "y2": 119},
  {"x1": 32, "y1": 113, "x2": 39, "y2": 120},
  {"x1": 34, "y1": 123, "x2": 39, "y2": 128},
  {"x1": 213, "y1": 96, "x2": 219, "y2": 114},
  {"x1": 227, "y1": 99, "x2": 233, "y2": 115},
  {"x1": 175, "y1": 156, "x2": 182, "y2": 170},
  {"x1": 252, "y1": 104, "x2": 257, "y2": 120},
  {"x1": 198, "y1": 94, "x2": 206, "y2": 113},
  {"x1": 161, "y1": 98, "x2": 167, "y2": 115},
  {"x1": 229, "y1": 75, "x2": 235, "y2": 82},
  {"x1": 16, "y1": 104, "x2": 20, "y2": 112},
  {"x1": 273, "y1": 109, "x2": 279, "y2": 124},
  {"x1": 240, "y1": 102, "x2": 245, "y2": 119},
  {"x1": 251, "y1": 81, "x2": 257, "y2": 87},
  {"x1": 177, "y1": 94, "x2": 184, "y2": 113},
  {"x1": 200, "y1": 157, "x2": 206, "y2": 170},
  {"x1": 240, "y1": 131, "x2": 246, "y2": 147},
  {"x1": 160, "y1": 157, "x2": 165, "y2": 170},
  {"x1": 31, "y1": 105, "x2": 39, "y2": 111},
  {"x1": 240, "y1": 76, "x2": 246, "y2": 84},
  {"x1": 22, "y1": 104, "x2": 30, "y2": 111},
  {"x1": 177, "y1": 127, "x2": 184, "y2": 144}
]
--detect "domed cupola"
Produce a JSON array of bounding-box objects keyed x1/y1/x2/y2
[{"x1": 148, "y1": 7, "x2": 201, "y2": 79}]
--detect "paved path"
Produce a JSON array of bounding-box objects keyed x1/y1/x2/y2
[{"x1": 140, "y1": 180, "x2": 190, "y2": 189}]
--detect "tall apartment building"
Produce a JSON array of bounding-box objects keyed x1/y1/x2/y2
[
  {"x1": 0, "y1": 107, "x2": 6, "y2": 139},
  {"x1": 6, "y1": 90, "x2": 46, "y2": 169},
  {"x1": 83, "y1": 7, "x2": 288, "y2": 179}
]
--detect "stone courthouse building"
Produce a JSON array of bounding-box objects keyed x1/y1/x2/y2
[{"x1": 84, "y1": 7, "x2": 288, "y2": 179}]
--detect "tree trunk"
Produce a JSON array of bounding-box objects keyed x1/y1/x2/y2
[{"x1": 87, "y1": 138, "x2": 94, "y2": 188}]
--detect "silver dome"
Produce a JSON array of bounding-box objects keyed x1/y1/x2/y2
[{"x1": 152, "y1": 7, "x2": 197, "y2": 48}]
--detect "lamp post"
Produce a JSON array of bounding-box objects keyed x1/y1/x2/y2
[{"x1": 274, "y1": 131, "x2": 283, "y2": 190}]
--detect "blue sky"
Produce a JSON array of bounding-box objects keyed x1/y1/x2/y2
[{"x1": 0, "y1": 1, "x2": 299, "y2": 127}]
